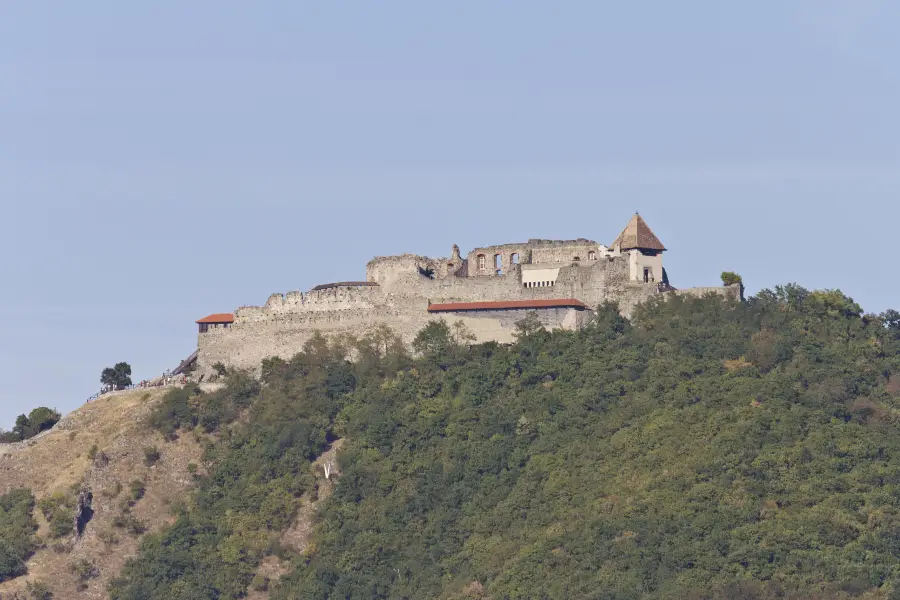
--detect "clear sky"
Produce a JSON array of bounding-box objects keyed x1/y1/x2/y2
[{"x1": 2, "y1": 1, "x2": 899, "y2": 428}]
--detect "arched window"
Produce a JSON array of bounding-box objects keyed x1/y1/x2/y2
[
  {"x1": 477, "y1": 254, "x2": 486, "y2": 270},
  {"x1": 588, "y1": 251, "x2": 597, "y2": 260}
]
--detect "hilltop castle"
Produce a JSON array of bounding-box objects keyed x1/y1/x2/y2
[{"x1": 194, "y1": 214, "x2": 740, "y2": 375}]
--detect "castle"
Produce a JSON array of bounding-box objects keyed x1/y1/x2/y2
[{"x1": 194, "y1": 214, "x2": 740, "y2": 375}]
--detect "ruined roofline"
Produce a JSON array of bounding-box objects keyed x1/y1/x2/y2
[
  {"x1": 366, "y1": 239, "x2": 606, "y2": 263},
  {"x1": 311, "y1": 281, "x2": 379, "y2": 291},
  {"x1": 366, "y1": 253, "x2": 437, "y2": 266},
  {"x1": 525, "y1": 238, "x2": 600, "y2": 247}
]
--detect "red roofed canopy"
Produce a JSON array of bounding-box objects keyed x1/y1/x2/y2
[
  {"x1": 428, "y1": 299, "x2": 587, "y2": 313},
  {"x1": 196, "y1": 313, "x2": 234, "y2": 324}
]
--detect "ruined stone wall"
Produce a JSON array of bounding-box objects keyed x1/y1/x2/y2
[
  {"x1": 671, "y1": 283, "x2": 743, "y2": 302},
  {"x1": 530, "y1": 241, "x2": 602, "y2": 264},
  {"x1": 196, "y1": 253, "x2": 656, "y2": 375},
  {"x1": 466, "y1": 244, "x2": 532, "y2": 276}
]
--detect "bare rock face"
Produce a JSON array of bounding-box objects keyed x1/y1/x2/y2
[{"x1": 73, "y1": 487, "x2": 94, "y2": 538}]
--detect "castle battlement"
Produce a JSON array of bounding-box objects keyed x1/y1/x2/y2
[{"x1": 194, "y1": 214, "x2": 738, "y2": 375}]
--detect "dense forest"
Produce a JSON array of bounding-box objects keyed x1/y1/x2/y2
[{"x1": 101, "y1": 285, "x2": 900, "y2": 599}]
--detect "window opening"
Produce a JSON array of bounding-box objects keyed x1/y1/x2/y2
[
  {"x1": 643, "y1": 268, "x2": 651, "y2": 283},
  {"x1": 511, "y1": 253, "x2": 520, "y2": 264},
  {"x1": 477, "y1": 254, "x2": 486, "y2": 270},
  {"x1": 588, "y1": 251, "x2": 597, "y2": 260}
]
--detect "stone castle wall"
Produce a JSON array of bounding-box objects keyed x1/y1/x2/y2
[{"x1": 196, "y1": 238, "x2": 740, "y2": 376}]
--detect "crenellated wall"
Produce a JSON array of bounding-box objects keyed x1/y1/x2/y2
[{"x1": 195, "y1": 234, "x2": 738, "y2": 376}]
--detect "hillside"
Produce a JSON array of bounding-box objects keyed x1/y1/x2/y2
[
  {"x1": 4, "y1": 285, "x2": 900, "y2": 599},
  {"x1": 0, "y1": 389, "x2": 204, "y2": 599}
]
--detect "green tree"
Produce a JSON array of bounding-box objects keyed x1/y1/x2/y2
[
  {"x1": 720, "y1": 271, "x2": 743, "y2": 286},
  {"x1": 412, "y1": 320, "x2": 455, "y2": 365},
  {"x1": 101, "y1": 362, "x2": 132, "y2": 390}
]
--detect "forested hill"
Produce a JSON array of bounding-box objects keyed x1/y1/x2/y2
[{"x1": 110, "y1": 285, "x2": 900, "y2": 600}]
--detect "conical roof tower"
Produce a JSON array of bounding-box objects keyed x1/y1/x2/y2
[{"x1": 610, "y1": 213, "x2": 666, "y2": 253}]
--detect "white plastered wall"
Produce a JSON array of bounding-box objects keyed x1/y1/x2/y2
[
  {"x1": 627, "y1": 251, "x2": 664, "y2": 283},
  {"x1": 521, "y1": 265, "x2": 561, "y2": 288}
]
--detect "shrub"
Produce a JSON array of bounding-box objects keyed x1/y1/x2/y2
[
  {"x1": 129, "y1": 480, "x2": 145, "y2": 503},
  {"x1": 37, "y1": 492, "x2": 75, "y2": 539},
  {"x1": 721, "y1": 271, "x2": 743, "y2": 286},
  {"x1": 98, "y1": 529, "x2": 119, "y2": 548},
  {"x1": 148, "y1": 388, "x2": 196, "y2": 439},
  {"x1": 251, "y1": 574, "x2": 270, "y2": 592},
  {"x1": 102, "y1": 481, "x2": 123, "y2": 499},
  {"x1": 143, "y1": 446, "x2": 161, "y2": 467},
  {"x1": 112, "y1": 510, "x2": 146, "y2": 535},
  {"x1": 69, "y1": 558, "x2": 99, "y2": 582},
  {"x1": 26, "y1": 580, "x2": 53, "y2": 600},
  {"x1": 0, "y1": 489, "x2": 37, "y2": 582}
]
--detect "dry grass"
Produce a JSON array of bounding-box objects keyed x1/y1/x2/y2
[
  {"x1": 723, "y1": 357, "x2": 753, "y2": 371},
  {"x1": 0, "y1": 389, "x2": 204, "y2": 599}
]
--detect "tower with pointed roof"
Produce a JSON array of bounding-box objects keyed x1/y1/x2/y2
[
  {"x1": 610, "y1": 212, "x2": 666, "y2": 255},
  {"x1": 610, "y1": 212, "x2": 667, "y2": 284}
]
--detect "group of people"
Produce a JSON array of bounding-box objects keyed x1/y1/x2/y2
[{"x1": 90, "y1": 373, "x2": 189, "y2": 402}]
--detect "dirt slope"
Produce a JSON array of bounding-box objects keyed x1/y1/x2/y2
[{"x1": 0, "y1": 389, "x2": 204, "y2": 599}]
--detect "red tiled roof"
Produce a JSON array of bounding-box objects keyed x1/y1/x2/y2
[
  {"x1": 196, "y1": 313, "x2": 235, "y2": 324},
  {"x1": 427, "y1": 299, "x2": 587, "y2": 313}
]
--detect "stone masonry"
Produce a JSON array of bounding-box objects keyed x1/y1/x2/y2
[{"x1": 196, "y1": 214, "x2": 741, "y2": 375}]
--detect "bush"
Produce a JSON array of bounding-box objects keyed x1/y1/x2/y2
[
  {"x1": 112, "y1": 512, "x2": 146, "y2": 535},
  {"x1": 148, "y1": 388, "x2": 196, "y2": 439},
  {"x1": 143, "y1": 446, "x2": 161, "y2": 467},
  {"x1": 70, "y1": 558, "x2": 99, "y2": 582},
  {"x1": 721, "y1": 271, "x2": 743, "y2": 286},
  {"x1": 26, "y1": 579, "x2": 53, "y2": 600},
  {"x1": 129, "y1": 480, "x2": 145, "y2": 503},
  {"x1": 37, "y1": 492, "x2": 74, "y2": 539},
  {"x1": 0, "y1": 489, "x2": 37, "y2": 582}
]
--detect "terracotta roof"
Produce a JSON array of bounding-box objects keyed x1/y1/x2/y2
[
  {"x1": 610, "y1": 213, "x2": 666, "y2": 252},
  {"x1": 196, "y1": 313, "x2": 235, "y2": 324},
  {"x1": 428, "y1": 299, "x2": 588, "y2": 313}
]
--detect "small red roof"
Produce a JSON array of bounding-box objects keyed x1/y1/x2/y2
[
  {"x1": 428, "y1": 299, "x2": 587, "y2": 313},
  {"x1": 196, "y1": 313, "x2": 235, "y2": 324}
]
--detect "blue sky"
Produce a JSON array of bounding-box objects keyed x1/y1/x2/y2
[{"x1": 2, "y1": 1, "x2": 899, "y2": 427}]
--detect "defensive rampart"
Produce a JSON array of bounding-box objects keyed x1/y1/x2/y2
[{"x1": 194, "y1": 224, "x2": 740, "y2": 375}]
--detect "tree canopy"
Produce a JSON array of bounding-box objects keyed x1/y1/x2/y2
[
  {"x1": 0, "y1": 407, "x2": 61, "y2": 443},
  {"x1": 101, "y1": 362, "x2": 133, "y2": 390},
  {"x1": 110, "y1": 285, "x2": 900, "y2": 599}
]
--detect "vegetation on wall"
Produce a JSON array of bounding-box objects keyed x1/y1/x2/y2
[
  {"x1": 721, "y1": 271, "x2": 743, "y2": 286},
  {"x1": 0, "y1": 407, "x2": 61, "y2": 443},
  {"x1": 110, "y1": 286, "x2": 900, "y2": 599}
]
